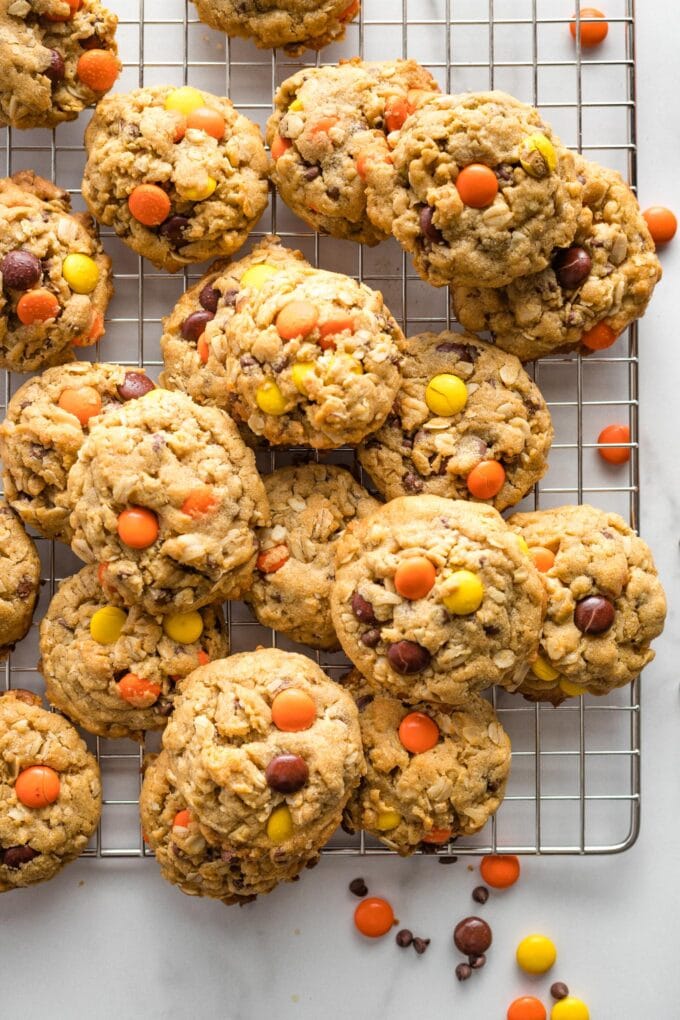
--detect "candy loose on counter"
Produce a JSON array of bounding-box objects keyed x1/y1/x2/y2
[
  {"x1": 15, "y1": 766, "x2": 61, "y2": 808},
  {"x1": 398, "y1": 712, "x2": 440, "y2": 754},
  {"x1": 456, "y1": 164, "x2": 499, "y2": 208},
  {"x1": 456, "y1": 963, "x2": 472, "y2": 982},
  {"x1": 163, "y1": 611, "x2": 204, "y2": 644},
  {"x1": 394, "y1": 557, "x2": 436, "y2": 600},
  {"x1": 479, "y1": 854, "x2": 521, "y2": 889},
  {"x1": 128, "y1": 184, "x2": 172, "y2": 227},
  {"x1": 354, "y1": 897, "x2": 395, "y2": 938},
  {"x1": 550, "y1": 984, "x2": 570, "y2": 1001},
  {"x1": 396, "y1": 929, "x2": 413, "y2": 948},
  {"x1": 643, "y1": 206, "x2": 677, "y2": 244},
  {"x1": 516, "y1": 934, "x2": 557, "y2": 974},
  {"x1": 117, "y1": 507, "x2": 159, "y2": 549},
  {"x1": 271, "y1": 688, "x2": 316, "y2": 732},
  {"x1": 507, "y1": 998, "x2": 547, "y2": 1020},
  {"x1": 453, "y1": 917, "x2": 492, "y2": 957},
  {"x1": 349, "y1": 877, "x2": 368, "y2": 898},
  {"x1": 597, "y1": 423, "x2": 631, "y2": 464},
  {"x1": 472, "y1": 886, "x2": 490, "y2": 904},
  {"x1": 57, "y1": 386, "x2": 102, "y2": 426},
  {"x1": 569, "y1": 7, "x2": 608, "y2": 46},
  {"x1": 551, "y1": 999, "x2": 589, "y2": 1020}
]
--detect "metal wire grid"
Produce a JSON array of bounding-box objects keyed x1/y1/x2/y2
[{"x1": 0, "y1": 0, "x2": 641, "y2": 858}]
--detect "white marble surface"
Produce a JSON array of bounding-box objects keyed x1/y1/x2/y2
[{"x1": 2, "y1": 3, "x2": 680, "y2": 1018}]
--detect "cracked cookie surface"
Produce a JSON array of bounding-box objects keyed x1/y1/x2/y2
[
  {"x1": 192, "y1": 0, "x2": 360, "y2": 56},
  {"x1": 0, "y1": 502, "x2": 41, "y2": 660}
]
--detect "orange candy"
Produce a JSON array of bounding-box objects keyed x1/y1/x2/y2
[
  {"x1": 421, "y1": 827, "x2": 453, "y2": 844},
  {"x1": 271, "y1": 134, "x2": 291, "y2": 160},
  {"x1": 354, "y1": 897, "x2": 395, "y2": 938},
  {"x1": 643, "y1": 206, "x2": 677, "y2": 245},
  {"x1": 356, "y1": 154, "x2": 370, "y2": 180},
  {"x1": 197, "y1": 334, "x2": 210, "y2": 365},
  {"x1": 173, "y1": 809, "x2": 191, "y2": 829},
  {"x1": 256, "y1": 545, "x2": 290, "y2": 573},
  {"x1": 310, "y1": 116, "x2": 339, "y2": 135},
  {"x1": 117, "y1": 507, "x2": 159, "y2": 549},
  {"x1": 57, "y1": 386, "x2": 102, "y2": 426},
  {"x1": 15, "y1": 766, "x2": 61, "y2": 808},
  {"x1": 507, "y1": 997, "x2": 547, "y2": 1020},
  {"x1": 275, "y1": 300, "x2": 319, "y2": 340},
  {"x1": 456, "y1": 164, "x2": 499, "y2": 208},
  {"x1": 197, "y1": 650, "x2": 210, "y2": 666},
  {"x1": 569, "y1": 7, "x2": 609, "y2": 47},
  {"x1": 16, "y1": 289, "x2": 60, "y2": 325},
  {"x1": 319, "y1": 315, "x2": 355, "y2": 338},
  {"x1": 394, "y1": 557, "x2": 436, "y2": 600},
  {"x1": 384, "y1": 96, "x2": 410, "y2": 133},
  {"x1": 97, "y1": 562, "x2": 109, "y2": 586},
  {"x1": 73, "y1": 310, "x2": 106, "y2": 347},
  {"x1": 398, "y1": 711, "x2": 440, "y2": 754},
  {"x1": 117, "y1": 673, "x2": 161, "y2": 708},
  {"x1": 581, "y1": 321, "x2": 618, "y2": 351},
  {"x1": 44, "y1": 0, "x2": 81, "y2": 21},
  {"x1": 530, "y1": 547, "x2": 556, "y2": 573},
  {"x1": 597, "y1": 423, "x2": 631, "y2": 464},
  {"x1": 271, "y1": 688, "x2": 316, "y2": 732},
  {"x1": 339, "y1": 0, "x2": 360, "y2": 20},
  {"x1": 128, "y1": 184, "x2": 171, "y2": 227},
  {"x1": 187, "y1": 107, "x2": 226, "y2": 139},
  {"x1": 181, "y1": 486, "x2": 218, "y2": 518},
  {"x1": 76, "y1": 49, "x2": 120, "y2": 92},
  {"x1": 480, "y1": 853, "x2": 521, "y2": 888},
  {"x1": 467, "y1": 460, "x2": 506, "y2": 499}
]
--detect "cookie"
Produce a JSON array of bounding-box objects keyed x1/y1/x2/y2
[
  {"x1": 267, "y1": 58, "x2": 440, "y2": 244},
  {"x1": 331, "y1": 495, "x2": 545, "y2": 705},
  {"x1": 0, "y1": 0, "x2": 119, "y2": 131},
  {"x1": 247, "y1": 464, "x2": 379, "y2": 650},
  {"x1": 39, "y1": 565, "x2": 228, "y2": 742},
  {"x1": 192, "y1": 0, "x2": 360, "y2": 56},
  {"x1": 508, "y1": 504, "x2": 666, "y2": 702},
  {"x1": 66, "y1": 389, "x2": 270, "y2": 616},
  {"x1": 0, "y1": 503, "x2": 41, "y2": 660},
  {"x1": 161, "y1": 649, "x2": 364, "y2": 851},
  {"x1": 366, "y1": 91, "x2": 583, "y2": 288},
  {"x1": 0, "y1": 689, "x2": 101, "y2": 892},
  {"x1": 358, "y1": 330, "x2": 553, "y2": 511},
  {"x1": 0, "y1": 171, "x2": 113, "y2": 372},
  {"x1": 452, "y1": 159, "x2": 662, "y2": 360},
  {"x1": 0, "y1": 362, "x2": 157, "y2": 542},
  {"x1": 341, "y1": 670, "x2": 511, "y2": 855},
  {"x1": 81, "y1": 84, "x2": 270, "y2": 272}
]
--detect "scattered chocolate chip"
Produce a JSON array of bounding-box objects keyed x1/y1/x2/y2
[
  {"x1": 360, "y1": 628, "x2": 381, "y2": 648},
  {"x1": 396, "y1": 929, "x2": 413, "y2": 948},
  {"x1": 453, "y1": 917, "x2": 492, "y2": 956},
  {"x1": 220, "y1": 848, "x2": 236, "y2": 863},
  {"x1": 2, "y1": 845, "x2": 39, "y2": 869},
  {"x1": 223, "y1": 288, "x2": 239, "y2": 307},
  {"x1": 1, "y1": 250, "x2": 42, "y2": 291},
  {"x1": 181, "y1": 310, "x2": 214, "y2": 342},
  {"x1": 437, "y1": 855, "x2": 458, "y2": 865},
  {"x1": 351, "y1": 591, "x2": 377, "y2": 625},
  {"x1": 553, "y1": 245, "x2": 592, "y2": 289},
  {"x1": 412, "y1": 937, "x2": 430, "y2": 955},
  {"x1": 327, "y1": 186, "x2": 341, "y2": 200},
  {"x1": 16, "y1": 577, "x2": 35, "y2": 599},
  {"x1": 574, "y1": 594, "x2": 615, "y2": 635},
  {"x1": 349, "y1": 877, "x2": 368, "y2": 898},
  {"x1": 387, "y1": 640, "x2": 431, "y2": 675},
  {"x1": 117, "y1": 371, "x2": 155, "y2": 401},
  {"x1": 303, "y1": 166, "x2": 321, "y2": 181},
  {"x1": 435, "y1": 341, "x2": 478, "y2": 362},
  {"x1": 469, "y1": 953, "x2": 486, "y2": 969},
  {"x1": 419, "y1": 205, "x2": 444, "y2": 243},
  {"x1": 264, "y1": 754, "x2": 309, "y2": 794},
  {"x1": 159, "y1": 215, "x2": 190, "y2": 245},
  {"x1": 45, "y1": 50, "x2": 65, "y2": 83},
  {"x1": 472, "y1": 885, "x2": 489, "y2": 904},
  {"x1": 495, "y1": 163, "x2": 514, "y2": 183},
  {"x1": 199, "y1": 283, "x2": 221, "y2": 313},
  {"x1": 550, "y1": 982, "x2": 569, "y2": 1001},
  {"x1": 455, "y1": 963, "x2": 472, "y2": 982},
  {"x1": 355, "y1": 694, "x2": 374, "y2": 711},
  {"x1": 240, "y1": 354, "x2": 257, "y2": 370},
  {"x1": 403, "y1": 472, "x2": 424, "y2": 493},
  {"x1": 80, "y1": 34, "x2": 103, "y2": 50}
]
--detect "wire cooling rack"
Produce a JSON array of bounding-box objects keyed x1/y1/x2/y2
[{"x1": 0, "y1": 0, "x2": 641, "y2": 857}]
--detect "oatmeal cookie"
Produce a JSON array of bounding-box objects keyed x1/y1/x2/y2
[
  {"x1": 40, "y1": 566, "x2": 228, "y2": 742},
  {"x1": 331, "y1": 495, "x2": 544, "y2": 705},
  {"x1": 0, "y1": 689, "x2": 101, "y2": 893},
  {"x1": 247, "y1": 464, "x2": 379, "y2": 649},
  {"x1": 452, "y1": 159, "x2": 662, "y2": 360},
  {"x1": 509, "y1": 504, "x2": 666, "y2": 702},
  {"x1": 0, "y1": 362, "x2": 156, "y2": 542},
  {"x1": 0, "y1": 503, "x2": 41, "y2": 660},
  {"x1": 66, "y1": 389, "x2": 269, "y2": 616},
  {"x1": 267, "y1": 58, "x2": 440, "y2": 243},
  {"x1": 366, "y1": 91, "x2": 582, "y2": 288},
  {"x1": 82, "y1": 84, "x2": 270, "y2": 272},
  {"x1": 0, "y1": 0, "x2": 119, "y2": 131},
  {"x1": 192, "y1": 0, "x2": 360, "y2": 56},
  {"x1": 162, "y1": 649, "x2": 364, "y2": 851},
  {"x1": 0, "y1": 171, "x2": 113, "y2": 372},
  {"x1": 358, "y1": 330, "x2": 553, "y2": 511},
  {"x1": 342, "y1": 670, "x2": 511, "y2": 855}
]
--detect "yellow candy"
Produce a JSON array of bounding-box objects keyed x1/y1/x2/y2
[
  {"x1": 89, "y1": 606, "x2": 127, "y2": 645},
  {"x1": 517, "y1": 536, "x2": 530, "y2": 556},
  {"x1": 163, "y1": 611, "x2": 204, "y2": 645},
  {"x1": 559, "y1": 678, "x2": 587, "y2": 697},
  {"x1": 376, "y1": 810, "x2": 401, "y2": 831},
  {"x1": 241, "y1": 263, "x2": 279, "y2": 291},
  {"x1": 516, "y1": 933, "x2": 557, "y2": 974},
  {"x1": 291, "y1": 362, "x2": 315, "y2": 393},
  {"x1": 327, "y1": 356, "x2": 363, "y2": 377},
  {"x1": 551, "y1": 997, "x2": 590, "y2": 1020},
  {"x1": 519, "y1": 133, "x2": 557, "y2": 178},
  {"x1": 288, "y1": 99, "x2": 304, "y2": 112},
  {"x1": 442, "y1": 570, "x2": 484, "y2": 615},
  {"x1": 267, "y1": 804, "x2": 293, "y2": 844},
  {"x1": 165, "y1": 86, "x2": 205, "y2": 116},
  {"x1": 62, "y1": 253, "x2": 100, "y2": 295},
  {"x1": 178, "y1": 176, "x2": 217, "y2": 202},
  {"x1": 425, "y1": 374, "x2": 468, "y2": 417},
  {"x1": 531, "y1": 655, "x2": 559, "y2": 683},
  {"x1": 256, "y1": 380, "x2": 287, "y2": 415}
]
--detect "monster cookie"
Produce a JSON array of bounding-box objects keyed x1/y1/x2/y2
[
  {"x1": 366, "y1": 91, "x2": 582, "y2": 288},
  {"x1": 0, "y1": 362, "x2": 156, "y2": 542},
  {"x1": 0, "y1": 689, "x2": 101, "y2": 893},
  {"x1": 162, "y1": 649, "x2": 364, "y2": 850},
  {"x1": 140, "y1": 751, "x2": 332, "y2": 904},
  {"x1": 39, "y1": 566, "x2": 228, "y2": 741},
  {"x1": 192, "y1": 0, "x2": 360, "y2": 56},
  {"x1": 82, "y1": 84, "x2": 269, "y2": 272},
  {"x1": 358, "y1": 330, "x2": 553, "y2": 511},
  {"x1": 0, "y1": 172, "x2": 113, "y2": 372},
  {"x1": 508, "y1": 504, "x2": 666, "y2": 702},
  {"x1": 342, "y1": 670, "x2": 511, "y2": 855},
  {"x1": 0, "y1": 503, "x2": 41, "y2": 660},
  {"x1": 66, "y1": 389, "x2": 269, "y2": 616},
  {"x1": 267, "y1": 59, "x2": 440, "y2": 244},
  {"x1": 452, "y1": 159, "x2": 662, "y2": 360},
  {"x1": 331, "y1": 496, "x2": 545, "y2": 705},
  {"x1": 0, "y1": 0, "x2": 119, "y2": 131},
  {"x1": 247, "y1": 464, "x2": 379, "y2": 649}
]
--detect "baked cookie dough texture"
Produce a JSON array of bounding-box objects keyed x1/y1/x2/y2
[
  {"x1": 0, "y1": 502, "x2": 41, "y2": 659},
  {"x1": 192, "y1": 0, "x2": 361, "y2": 56}
]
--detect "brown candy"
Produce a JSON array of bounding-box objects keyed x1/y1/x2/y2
[
  {"x1": 453, "y1": 916, "x2": 492, "y2": 956},
  {"x1": 159, "y1": 215, "x2": 190, "y2": 245},
  {"x1": 45, "y1": 50, "x2": 65, "y2": 83},
  {"x1": 2, "y1": 845, "x2": 39, "y2": 869},
  {"x1": 551, "y1": 983, "x2": 570, "y2": 1001},
  {"x1": 574, "y1": 594, "x2": 615, "y2": 634},
  {"x1": 264, "y1": 754, "x2": 309, "y2": 793},
  {"x1": 387, "y1": 640, "x2": 431, "y2": 675},
  {"x1": 396, "y1": 929, "x2": 413, "y2": 947},
  {"x1": 181, "y1": 310, "x2": 214, "y2": 342},
  {"x1": 1, "y1": 250, "x2": 42, "y2": 291},
  {"x1": 472, "y1": 885, "x2": 489, "y2": 904},
  {"x1": 199, "y1": 283, "x2": 220, "y2": 313},
  {"x1": 455, "y1": 963, "x2": 472, "y2": 982},
  {"x1": 349, "y1": 877, "x2": 368, "y2": 898},
  {"x1": 117, "y1": 371, "x2": 155, "y2": 401},
  {"x1": 553, "y1": 245, "x2": 592, "y2": 289},
  {"x1": 420, "y1": 205, "x2": 443, "y2": 244},
  {"x1": 351, "y1": 591, "x2": 377, "y2": 625}
]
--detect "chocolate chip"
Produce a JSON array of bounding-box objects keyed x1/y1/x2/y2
[
  {"x1": 327, "y1": 186, "x2": 341, "y2": 200},
  {"x1": 453, "y1": 917, "x2": 492, "y2": 956},
  {"x1": 396, "y1": 929, "x2": 413, "y2": 947},
  {"x1": 412, "y1": 937, "x2": 430, "y2": 955},
  {"x1": 117, "y1": 371, "x2": 155, "y2": 401},
  {"x1": 360, "y1": 628, "x2": 381, "y2": 648},
  {"x1": 240, "y1": 354, "x2": 257, "y2": 370},
  {"x1": 419, "y1": 205, "x2": 443, "y2": 243},
  {"x1": 159, "y1": 215, "x2": 190, "y2": 245},
  {"x1": 553, "y1": 245, "x2": 592, "y2": 289},
  {"x1": 45, "y1": 50, "x2": 65, "y2": 83},
  {"x1": 472, "y1": 885, "x2": 489, "y2": 904},
  {"x1": 355, "y1": 694, "x2": 374, "y2": 711},
  {"x1": 351, "y1": 591, "x2": 377, "y2": 625},
  {"x1": 265, "y1": 754, "x2": 309, "y2": 793},
  {"x1": 403, "y1": 472, "x2": 424, "y2": 493},
  {"x1": 435, "y1": 341, "x2": 478, "y2": 363},
  {"x1": 574, "y1": 594, "x2": 615, "y2": 635},
  {"x1": 16, "y1": 577, "x2": 35, "y2": 599},
  {"x1": 1, "y1": 250, "x2": 42, "y2": 291},
  {"x1": 221, "y1": 848, "x2": 236, "y2": 863},
  {"x1": 469, "y1": 953, "x2": 486, "y2": 969},
  {"x1": 455, "y1": 963, "x2": 472, "y2": 982},
  {"x1": 199, "y1": 283, "x2": 220, "y2": 313},
  {"x1": 387, "y1": 640, "x2": 431, "y2": 675},
  {"x1": 80, "y1": 34, "x2": 103, "y2": 50},
  {"x1": 181, "y1": 310, "x2": 214, "y2": 342},
  {"x1": 2, "y1": 845, "x2": 39, "y2": 869},
  {"x1": 303, "y1": 166, "x2": 321, "y2": 181},
  {"x1": 349, "y1": 877, "x2": 368, "y2": 898},
  {"x1": 551, "y1": 982, "x2": 569, "y2": 1001}
]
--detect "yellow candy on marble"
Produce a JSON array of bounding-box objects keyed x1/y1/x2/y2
[
  {"x1": 291, "y1": 362, "x2": 315, "y2": 393},
  {"x1": 551, "y1": 998, "x2": 590, "y2": 1020},
  {"x1": 531, "y1": 655, "x2": 559, "y2": 683},
  {"x1": 256, "y1": 380, "x2": 287, "y2": 415},
  {"x1": 62, "y1": 253, "x2": 99, "y2": 294},
  {"x1": 559, "y1": 678, "x2": 587, "y2": 697},
  {"x1": 516, "y1": 933, "x2": 557, "y2": 974},
  {"x1": 425, "y1": 374, "x2": 468, "y2": 416},
  {"x1": 163, "y1": 611, "x2": 204, "y2": 644},
  {"x1": 241, "y1": 264, "x2": 278, "y2": 291},
  {"x1": 165, "y1": 86, "x2": 205, "y2": 116},
  {"x1": 178, "y1": 176, "x2": 217, "y2": 202},
  {"x1": 519, "y1": 133, "x2": 557, "y2": 177},
  {"x1": 376, "y1": 810, "x2": 402, "y2": 831},
  {"x1": 442, "y1": 570, "x2": 484, "y2": 615},
  {"x1": 267, "y1": 804, "x2": 293, "y2": 844},
  {"x1": 89, "y1": 606, "x2": 127, "y2": 645}
]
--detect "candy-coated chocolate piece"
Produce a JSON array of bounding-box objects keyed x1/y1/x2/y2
[
  {"x1": 467, "y1": 460, "x2": 506, "y2": 499},
  {"x1": 425, "y1": 373, "x2": 468, "y2": 416},
  {"x1": 265, "y1": 754, "x2": 309, "y2": 793},
  {"x1": 44, "y1": 0, "x2": 81, "y2": 21},
  {"x1": 270, "y1": 134, "x2": 291, "y2": 160},
  {"x1": 45, "y1": 50, "x2": 66, "y2": 82},
  {"x1": 128, "y1": 184, "x2": 171, "y2": 227},
  {"x1": 181, "y1": 310, "x2": 214, "y2": 341},
  {"x1": 351, "y1": 592, "x2": 377, "y2": 624},
  {"x1": 480, "y1": 854, "x2": 520, "y2": 888},
  {"x1": 422, "y1": 827, "x2": 452, "y2": 844},
  {"x1": 241, "y1": 264, "x2": 279, "y2": 290},
  {"x1": 181, "y1": 486, "x2": 218, "y2": 518},
  {"x1": 117, "y1": 507, "x2": 159, "y2": 549},
  {"x1": 57, "y1": 386, "x2": 102, "y2": 426},
  {"x1": 531, "y1": 656, "x2": 559, "y2": 682},
  {"x1": 642, "y1": 206, "x2": 677, "y2": 244},
  {"x1": 559, "y1": 679, "x2": 587, "y2": 697},
  {"x1": 1, "y1": 249, "x2": 42, "y2": 290},
  {"x1": 15, "y1": 766, "x2": 60, "y2": 808},
  {"x1": 76, "y1": 49, "x2": 120, "y2": 92},
  {"x1": 89, "y1": 605, "x2": 127, "y2": 645},
  {"x1": 376, "y1": 810, "x2": 402, "y2": 831},
  {"x1": 117, "y1": 673, "x2": 161, "y2": 708},
  {"x1": 179, "y1": 176, "x2": 217, "y2": 202},
  {"x1": 551, "y1": 998, "x2": 589, "y2": 1020},
  {"x1": 266, "y1": 804, "x2": 293, "y2": 844},
  {"x1": 597, "y1": 423, "x2": 630, "y2": 464},
  {"x1": 163, "y1": 611, "x2": 204, "y2": 644},
  {"x1": 517, "y1": 536, "x2": 530, "y2": 556},
  {"x1": 581, "y1": 322, "x2": 617, "y2": 350},
  {"x1": 530, "y1": 547, "x2": 556, "y2": 573},
  {"x1": 354, "y1": 897, "x2": 395, "y2": 938},
  {"x1": 573, "y1": 594, "x2": 615, "y2": 634},
  {"x1": 173, "y1": 809, "x2": 191, "y2": 829},
  {"x1": 199, "y1": 283, "x2": 221, "y2": 313},
  {"x1": 454, "y1": 916, "x2": 492, "y2": 955},
  {"x1": 165, "y1": 86, "x2": 205, "y2": 116},
  {"x1": 516, "y1": 934, "x2": 557, "y2": 974},
  {"x1": 507, "y1": 997, "x2": 547, "y2": 1020},
  {"x1": 398, "y1": 712, "x2": 440, "y2": 754},
  {"x1": 256, "y1": 380, "x2": 287, "y2": 415},
  {"x1": 186, "y1": 107, "x2": 226, "y2": 139},
  {"x1": 387, "y1": 640, "x2": 431, "y2": 674},
  {"x1": 520, "y1": 134, "x2": 557, "y2": 177},
  {"x1": 117, "y1": 372, "x2": 155, "y2": 401},
  {"x1": 16, "y1": 289, "x2": 59, "y2": 324},
  {"x1": 271, "y1": 688, "x2": 316, "y2": 732},
  {"x1": 385, "y1": 95, "x2": 410, "y2": 133},
  {"x1": 291, "y1": 362, "x2": 315, "y2": 392},
  {"x1": 394, "y1": 557, "x2": 436, "y2": 600},
  {"x1": 442, "y1": 570, "x2": 484, "y2": 615},
  {"x1": 456, "y1": 164, "x2": 499, "y2": 208},
  {"x1": 552, "y1": 246, "x2": 592, "y2": 289},
  {"x1": 569, "y1": 7, "x2": 608, "y2": 46},
  {"x1": 256, "y1": 545, "x2": 290, "y2": 573},
  {"x1": 275, "y1": 300, "x2": 319, "y2": 340},
  {"x1": 159, "y1": 215, "x2": 190, "y2": 245}
]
